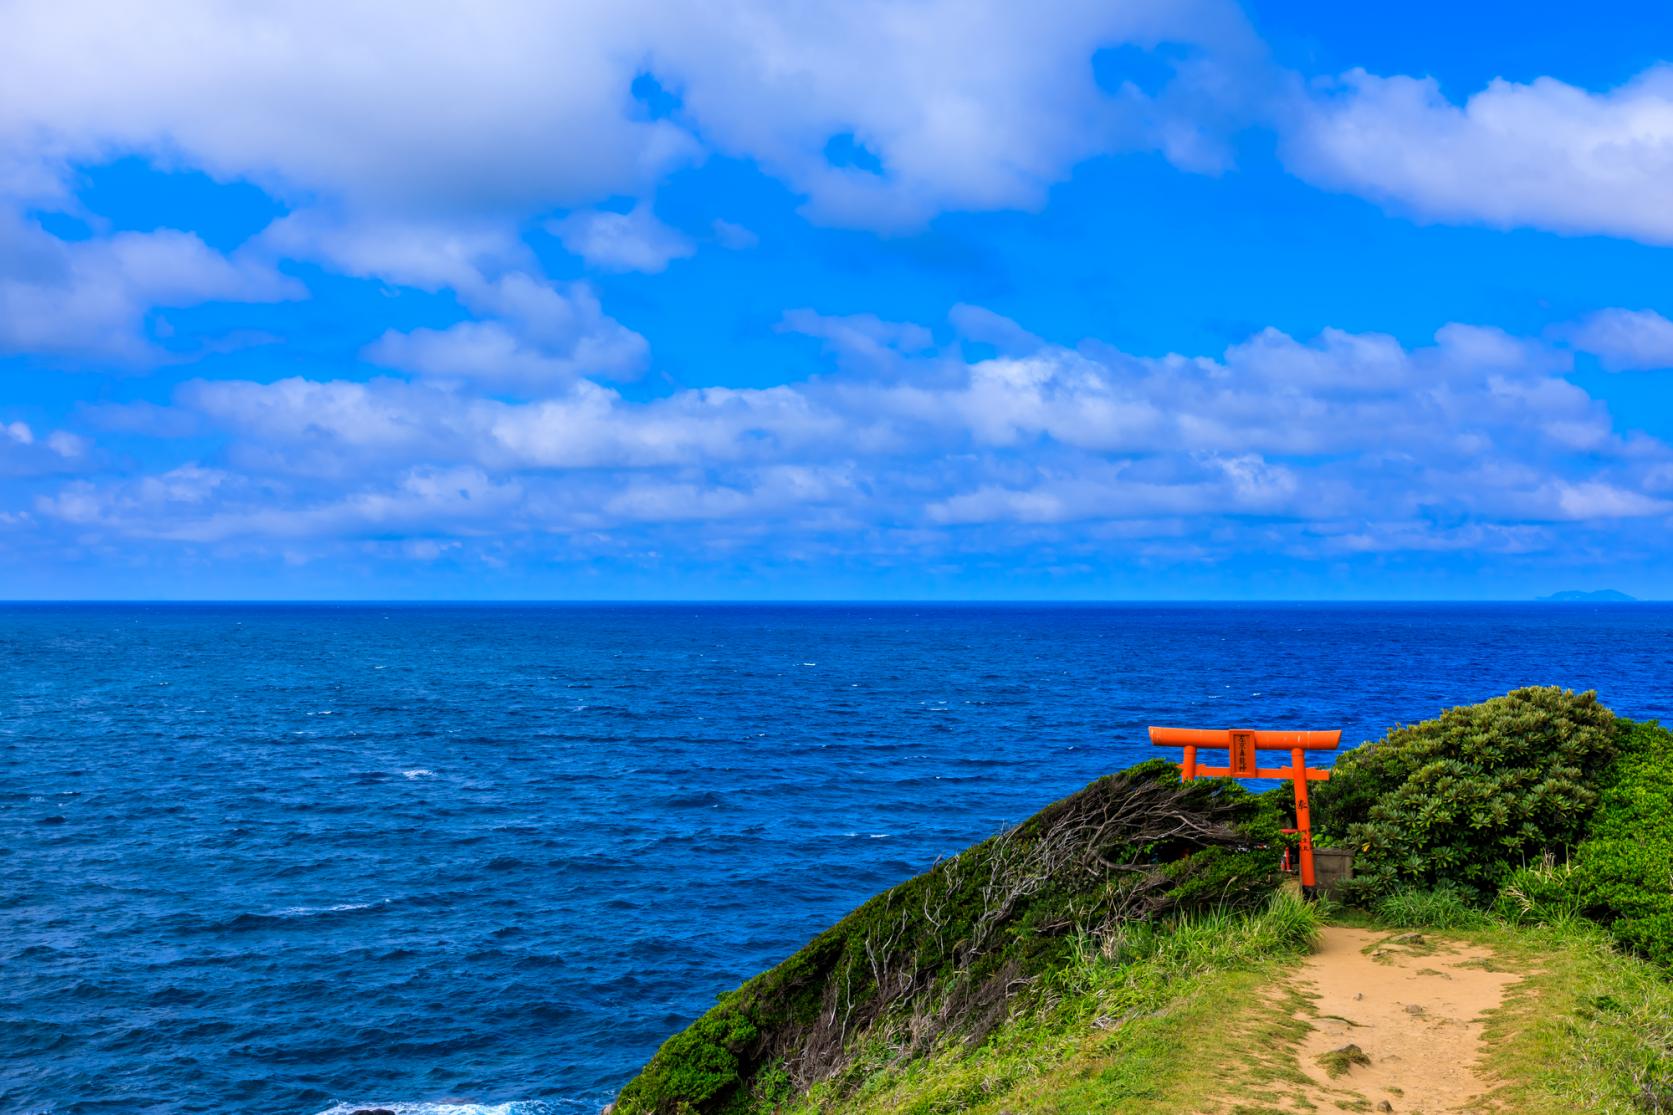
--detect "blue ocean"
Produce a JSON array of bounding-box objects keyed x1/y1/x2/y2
[{"x1": 4, "y1": 603, "x2": 1670, "y2": 1115}]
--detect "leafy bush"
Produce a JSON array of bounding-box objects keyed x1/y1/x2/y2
[
  {"x1": 1571, "y1": 719, "x2": 1673, "y2": 968},
  {"x1": 1310, "y1": 686, "x2": 1620, "y2": 900}
]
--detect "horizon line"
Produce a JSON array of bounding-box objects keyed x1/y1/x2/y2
[{"x1": 0, "y1": 597, "x2": 1661, "y2": 606}]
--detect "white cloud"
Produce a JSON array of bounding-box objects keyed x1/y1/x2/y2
[
  {"x1": 1552, "y1": 480, "x2": 1672, "y2": 520},
  {"x1": 365, "y1": 276, "x2": 648, "y2": 389},
  {"x1": 1567, "y1": 308, "x2": 1673, "y2": 371},
  {"x1": 171, "y1": 375, "x2": 846, "y2": 473},
  {"x1": 925, "y1": 457, "x2": 1303, "y2": 525},
  {"x1": 948, "y1": 305, "x2": 1043, "y2": 355},
  {"x1": 0, "y1": 417, "x2": 88, "y2": 476},
  {"x1": 0, "y1": 215, "x2": 299, "y2": 360},
  {"x1": 0, "y1": 0, "x2": 1270, "y2": 387},
  {"x1": 46, "y1": 431, "x2": 87, "y2": 458},
  {"x1": 50, "y1": 314, "x2": 1668, "y2": 553},
  {"x1": 554, "y1": 204, "x2": 695, "y2": 273},
  {"x1": 645, "y1": 0, "x2": 1268, "y2": 227},
  {"x1": 38, "y1": 462, "x2": 525, "y2": 543},
  {"x1": 1285, "y1": 66, "x2": 1673, "y2": 244},
  {"x1": 1, "y1": 0, "x2": 1263, "y2": 230},
  {"x1": 0, "y1": 2, "x2": 698, "y2": 214},
  {"x1": 780, "y1": 309, "x2": 936, "y2": 369},
  {"x1": 259, "y1": 210, "x2": 529, "y2": 292},
  {"x1": 711, "y1": 220, "x2": 759, "y2": 250}
]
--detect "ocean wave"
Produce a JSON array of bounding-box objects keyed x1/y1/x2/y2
[
  {"x1": 403, "y1": 769, "x2": 437, "y2": 779},
  {"x1": 217, "y1": 900, "x2": 391, "y2": 928},
  {"x1": 276, "y1": 901, "x2": 382, "y2": 917},
  {"x1": 312, "y1": 1103, "x2": 576, "y2": 1115}
]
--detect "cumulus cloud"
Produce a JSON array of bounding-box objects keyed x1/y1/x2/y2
[
  {"x1": 0, "y1": 214, "x2": 299, "y2": 360},
  {"x1": 39, "y1": 314, "x2": 1670, "y2": 558},
  {"x1": 0, "y1": 418, "x2": 89, "y2": 476},
  {"x1": 554, "y1": 204, "x2": 695, "y2": 273},
  {"x1": 259, "y1": 210, "x2": 530, "y2": 292},
  {"x1": 1567, "y1": 308, "x2": 1673, "y2": 371},
  {"x1": 1284, "y1": 66, "x2": 1673, "y2": 243},
  {"x1": 925, "y1": 455, "x2": 1306, "y2": 525},
  {"x1": 38, "y1": 462, "x2": 525, "y2": 543},
  {"x1": 0, "y1": 2, "x2": 698, "y2": 215},
  {"x1": 642, "y1": 0, "x2": 1271, "y2": 227},
  {"x1": 365, "y1": 276, "x2": 648, "y2": 389},
  {"x1": 780, "y1": 309, "x2": 936, "y2": 370},
  {"x1": 1, "y1": 0, "x2": 1266, "y2": 230},
  {"x1": 1551, "y1": 480, "x2": 1671, "y2": 520}
]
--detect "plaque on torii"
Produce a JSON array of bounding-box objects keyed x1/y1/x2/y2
[{"x1": 1148, "y1": 726, "x2": 1342, "y2": 892}]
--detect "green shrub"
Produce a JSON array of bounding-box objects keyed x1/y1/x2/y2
[
  {"x1": 1572, "y1": 719, "x2": 1673, "y2": 968},
  {"x1": 1311, "y1": 686, "x2": 1620, "y2": 900}
]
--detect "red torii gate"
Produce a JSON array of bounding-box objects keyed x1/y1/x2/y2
[{"x1": 1148, "y1": 726, "x2": 1341, "y2": 891}]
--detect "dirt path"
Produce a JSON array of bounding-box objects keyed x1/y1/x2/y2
[{"x1": 1288, "y1": 926, "x2": 1524, "y2": 1113}]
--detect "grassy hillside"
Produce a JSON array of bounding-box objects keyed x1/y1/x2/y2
[
  {"x1": 612, "y1": 761, "x2": 1286, "y2": 1114},
  {"x1": 612, "y1": 689, "x2": 1673, "y2": 1114}
]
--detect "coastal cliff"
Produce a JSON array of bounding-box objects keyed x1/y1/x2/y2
[
  {"x1": 612, "y1": 688, "x2": 1673, "y2": 1114},
  {"x1": 611, "y1": 761, "x2": 1286, "y2": 1113}
]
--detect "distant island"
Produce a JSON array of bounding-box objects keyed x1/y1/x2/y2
[{"x1": 1538, "y1": 589, "x2": 1637, "y2": 602}]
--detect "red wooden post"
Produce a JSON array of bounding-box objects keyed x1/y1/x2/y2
[
  {"x1": 1148, "y1": 726, "x2": 1341, "y2": 896},
  {"x1": 1291, "y1": 746, "x2": 1316, "y2": 889}
]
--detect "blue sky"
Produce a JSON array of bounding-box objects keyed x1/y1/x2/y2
[{"x1": 3, "y1": 0, "x2": 1673, "y2": 599}]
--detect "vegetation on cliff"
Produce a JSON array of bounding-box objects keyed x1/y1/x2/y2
[
  {"x1": 1496, "y1": 717, "x2": 1673, "y2": 967},
  {"x1": 615, "y1": 687, "x2": 1673, "y2": 1113},
  {"x1": 613, "y1": 761, "x2": 1286, "y2": 1114},
  {"x1": 1309, "y1": 686, "x2": 1621, "y2": 900},
  {"x1": 1311, "y1": 685, "x2": 1672, "y2": 967}
]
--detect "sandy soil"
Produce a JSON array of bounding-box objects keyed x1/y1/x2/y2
[{"x1": 1289, "y1": 926, "x2": 1524, "y2": 1113}]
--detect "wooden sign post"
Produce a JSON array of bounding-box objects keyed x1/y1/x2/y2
[{"x1": 1148, "y1": 727, "x2": 1342, "y2": 892}]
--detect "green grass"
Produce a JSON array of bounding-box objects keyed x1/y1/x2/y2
[
  {"x1": 1371, "y1": 883, "x2": 1489, "y2": 930},
  {"x1": 612, "y1": 762, "x2": 1287, "y2": 1114},
  {"x1": 615, "y1": 694, "x2": 1673, "y2": 1114},
  {"x1": 776, "y1": 890, "x2": 1324, "y2": 1115},
  {"x1": 780, "y1": 895, "x2": 1673, "y2": 1115},
  {"x1": 1314, "y1": 1044, "x2": 1370, "y2": 1079},
  {"x1": 1466, "y1": 918, "x2": 1673, "y2": 1113}
]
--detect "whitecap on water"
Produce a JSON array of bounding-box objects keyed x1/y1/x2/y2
[
  {"x1": 307, "y1": 1098, "x2": 555, "y2": 1104},
  {"x1": 274, "y1": 901, "x2": 381, "y2": 917},
  {"x1": 402, "y1": 769, "x2": 437, "y2": 779}
]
